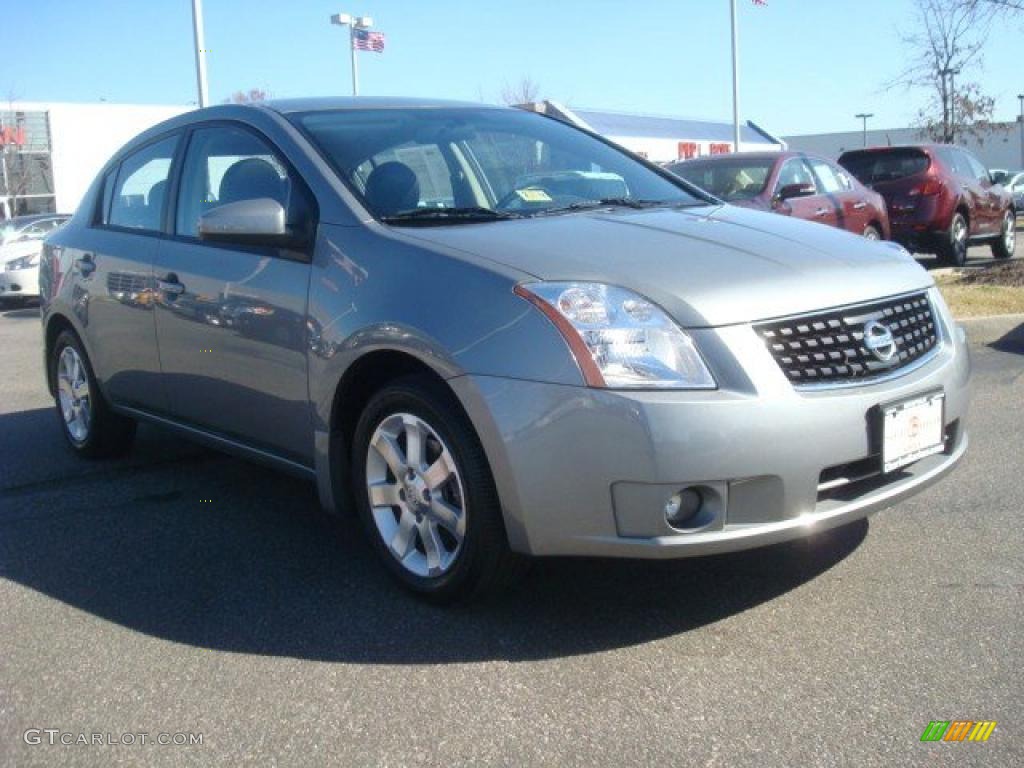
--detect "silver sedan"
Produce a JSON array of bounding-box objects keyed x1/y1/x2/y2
[{"x1": 40, "y1": 99, "x2": 970, "y2": 602}]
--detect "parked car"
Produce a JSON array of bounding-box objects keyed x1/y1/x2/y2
[
  {"x1": 838, "y1": 145, "x2": 1016, "y2": 266},
  {"x1": 989, "y1": 169, "x2": 1010, "y2": 185},
  {"x1": 41, "y1": 99, "x2": 970, "y2": 602},
  {"x1": 1004, "y1": 171, "x2": 1024, "y2": 212},
  {"x1": 666, "y1": 151, "x2": 890, "y2": 240},
  {"x1": 0, "y1": 214, "x2": 71, "y2": 305}
]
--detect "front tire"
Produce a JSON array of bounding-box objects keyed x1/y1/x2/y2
[
  {"x1": 938, "y1": 212, "x2": 969, "y2": 267},
  {"x1": 992, "y1": 211, "x2": 1016, "y2": 260},
  {"x1": 51, "y1": 330, "x2": 136, "y2": 458},
  {"x1": 351, "y1": 375, "x2": 526, "y2": 603}
]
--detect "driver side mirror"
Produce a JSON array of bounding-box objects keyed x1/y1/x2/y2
[
  {"x1": 198, "y1": 198, "x2": 307, "y2": 249},
  {"x1": 776, "y1": 183, "x2": 816, "y2": 202}
]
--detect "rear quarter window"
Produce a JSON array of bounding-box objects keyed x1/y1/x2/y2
[{"x1": 839, "y1": 150, "x2": 930, "y2": 184}]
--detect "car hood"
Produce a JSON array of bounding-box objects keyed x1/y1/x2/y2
[{"x1": 395, "y1": 204, "x2": 932, "y2": 327}]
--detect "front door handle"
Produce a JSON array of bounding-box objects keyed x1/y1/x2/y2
[
  {"x1": 158, "y1": 274, "x2": 185, "y2": 296},
  {"x1": 814, "y1": 208, "x2": 830, "y2": 218},
  {"x1": 75, "y1": 254, "x2": 96, "y2": 276},
  {"x1": 852, "y1": 201, "x2": 868, "y2": 210}
]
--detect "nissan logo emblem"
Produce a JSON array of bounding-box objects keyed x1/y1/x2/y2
[{"x1": 863, "y1": 320, "x2": 897, "y2": 362}]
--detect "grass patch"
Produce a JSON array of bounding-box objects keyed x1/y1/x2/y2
[{"x1": 935, "y1": 261, "x2": 1024, "y2": 317}]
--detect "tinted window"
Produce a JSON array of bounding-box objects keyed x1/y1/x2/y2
[
  {"x1": 297, "y1": 108, "x2": 701, "y2": 219},
  {"x1": 175, "y1": 125, "x2": 305, "y2": 238},
  {"x1": 668, "y1": 157, "x2": 774, "y2": 201},
  {"x1": 109, "y1": 136, "x2": 178, "y2": 231},
  {"x1": 839, "y1": 149, "x2": 930, "y2": 184}
]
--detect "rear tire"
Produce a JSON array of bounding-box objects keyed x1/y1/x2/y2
[
  {"x1": 992, "y1": 211, "x2": 1016, "y2": 260},
  {"x1": 862, "y1": 224, "x2": 881, "y2": 241},
  {"x1": 51, "y1": 330, "x2": 136, "y2": 458},
  {"x1": 351, "y1": 375, "x2": 527, "y2": 603},
  {"x1": 938, "y1": 212, "x2": 969, "y2": 267}
]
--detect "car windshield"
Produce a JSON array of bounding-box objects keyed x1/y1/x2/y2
[
  {"x1": 839, "y1": 149, "x2": 930, "y2": 184},
  {"x1": 296, "y1": 107, "x2": 706, "y2": 223},
  {"x1": 668, "y1": 157, "x2": 774, "y2": 201}
]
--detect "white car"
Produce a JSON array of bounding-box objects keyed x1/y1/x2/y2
[{"x1": 0, "y1": 214, "x2": 70, "y2": 304}]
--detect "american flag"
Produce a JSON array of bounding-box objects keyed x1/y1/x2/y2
[{"x1": 352, "y1": 28, "x2": 386, "y2": 52}]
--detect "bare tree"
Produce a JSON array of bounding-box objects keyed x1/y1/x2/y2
[
  {"x1": 889, "y1": 0, "x2": 1000, "y2": 144},
  {"x1": 500, "y1": 77, "x2": 541, "y2": 106}
]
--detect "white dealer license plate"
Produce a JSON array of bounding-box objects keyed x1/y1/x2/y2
[{"x1": 881, "y1": 392, "x2": 945, "y2": 473}]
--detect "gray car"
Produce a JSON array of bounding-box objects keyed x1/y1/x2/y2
[{"x1": 40, "y1": 98, "x2": 970, "y2": 602}]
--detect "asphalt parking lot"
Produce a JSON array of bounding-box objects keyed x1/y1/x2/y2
[{"x1": 1, "y1": 290, "x2": 1022, "y2": 766}]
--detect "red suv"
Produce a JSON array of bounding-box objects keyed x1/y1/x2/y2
[
  {"x1": 838, "y1": 145, "x2": 1017, "y2": 266},
  {"x1": 667, "y1": 151, "x2": 890, "y2": 240}
]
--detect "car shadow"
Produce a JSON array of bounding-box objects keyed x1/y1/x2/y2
[
  {"x1": 990, "y1": 321, "x2": 1024, "y2": 355},
  {"x1": 0, "y1": 407, "x2": 867, "y2": 664},
  {"x1": 0, "y1": 305, "x2": 40, "y2": 319}
]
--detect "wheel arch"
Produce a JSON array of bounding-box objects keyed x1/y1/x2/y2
[
  {"x1": 43, "y1": 312, "x2": 79, "y2": 396},
  {"x1": 321, "y1": 348, "x2": 479, "y2": 519}
]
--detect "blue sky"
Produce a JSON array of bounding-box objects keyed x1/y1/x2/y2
[{"x1": 5, "y1": 0, "x2": 1021, "y2": 136}]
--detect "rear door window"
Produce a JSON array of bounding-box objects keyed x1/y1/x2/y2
[
  {"x1": 809, "y1": 160, "x2": 844, "y2": 194},
  {"x1": 775, "y1": 158, "x2": 817, "y2": 193},
  {"x1": 108, "y1": 136, "x2": 179, "y2": 232}
]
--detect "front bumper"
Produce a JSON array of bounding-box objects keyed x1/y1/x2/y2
[
  {"x1": 452, "y1": 289, "x2": 970, "y2": 558},
  {"x1": 0, "y1": 265, "x2": 40, "y2": 299}
]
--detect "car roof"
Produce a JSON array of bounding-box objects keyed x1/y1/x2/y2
[
  {"x1": 669, "y1": 151, "x2": 805, "y2": 166},
  {"x1": 259, "y1": 96, "x2": 502, "y2": 114}
]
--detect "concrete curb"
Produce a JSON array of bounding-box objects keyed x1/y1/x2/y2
[{"x1": 957, "y1": 313, "x2": 1024, "y2": 347}]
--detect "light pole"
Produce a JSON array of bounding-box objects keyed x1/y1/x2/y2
[
  {"x1": 331, "y1": 13, "x2": 374, "y2": 96},
  {"x1": 191, "y1": 0, "x2": 210, "y2": 108},
  {"x1": 939, "y1": 66, "x2": 961, "y2": 143},
  {"x1": 729, "y1": 0, "x2": 741, "y2": 152},
  {"x1": 855, "y1": 113, "x2": 874, "y2": 148}
]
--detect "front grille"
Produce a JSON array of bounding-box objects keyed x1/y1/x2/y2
[{"x1": 755, "y1": 292, "x2": 938, "y2": 386}]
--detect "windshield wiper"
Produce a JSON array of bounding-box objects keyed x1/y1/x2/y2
[
  {"x1": 530, "y1": 198, "x2": 672, "y2": 217},
  {"x1": 381, "y1": 207, "x2": 523, "y2": 225}
]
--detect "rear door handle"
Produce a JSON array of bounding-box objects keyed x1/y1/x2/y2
[
  {"x1": 158, "y1": 274, "x2": 185, "y2": 296},
  {"x1": 75, "y1": 254, "x2": 96, "y2": 276},
  {"x1": 814, "y1": 208, "x2": 830, "y2": 217},
  {"x1": 853, "y1": 201, "x2": 868, "y2": 210}
]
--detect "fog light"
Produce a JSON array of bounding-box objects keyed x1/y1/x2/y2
[{"x1": 665, "y1": 488, "x2": 703, "y2": 528}]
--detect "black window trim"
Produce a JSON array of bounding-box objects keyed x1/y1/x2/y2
[{"x1": 165, "y1": 118, "x2": 319, "y2": 263}]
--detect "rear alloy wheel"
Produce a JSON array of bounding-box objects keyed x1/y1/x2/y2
[
  {"x1": 992, "y1": 211, "x2": 1016, "y2": 260},
  {"x1": 51, "y1": 330, "x2": 136, "y2": 458},
  {"x1": 862, "y1": 224, "x2": 881, "y2": 241},
  {"x1": 352, "y1": 376, "x2": 527, "y2": 602},
  {"x1": 939, "y1": 212, "x2": 969, "y2": 267}
]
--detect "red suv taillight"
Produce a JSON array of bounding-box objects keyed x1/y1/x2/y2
[{"x1": 908, "y1": 179, "x2": 943, "y2": 197}]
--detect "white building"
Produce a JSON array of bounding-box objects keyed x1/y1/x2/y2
[
  {"x1": 785, "y1": 121, "x2": 1024, "y2": 170},
  {"x1": 518, "y1": 101, "x2": 786, "y2": 163},
  {"x1": 1, "y1": 101, "x2": 191, "y2": 219}
]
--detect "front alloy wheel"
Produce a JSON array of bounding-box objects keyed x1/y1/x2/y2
[
  {"x1": 351, "y1": 375, "x2": 526, "y2": 602},
  {"x1": 366, "y1": 412, "x2": 466, "y2": 578}
]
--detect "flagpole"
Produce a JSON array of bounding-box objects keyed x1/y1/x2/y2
[
  {"x1": 350, "y1": 26, "x2": 359, "y2": 96},
  {"x1": 730, "y1": 0, "x2": 740, "y2": 152}
]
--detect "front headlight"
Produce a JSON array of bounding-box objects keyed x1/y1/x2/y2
[
  {"x1": 515, "y1": 282, "x2": 716, "y2": 389},
  {"x1": 6, "y1": 252, "x2": 40, "y2": 271}
]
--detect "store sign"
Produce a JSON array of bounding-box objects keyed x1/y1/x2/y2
[
  {"x1": 0, "y1": 126, "x2": 26, "y2": 146},
  {"x1": 676, "y1": 141, "x2": 735, "y2": 160}
]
